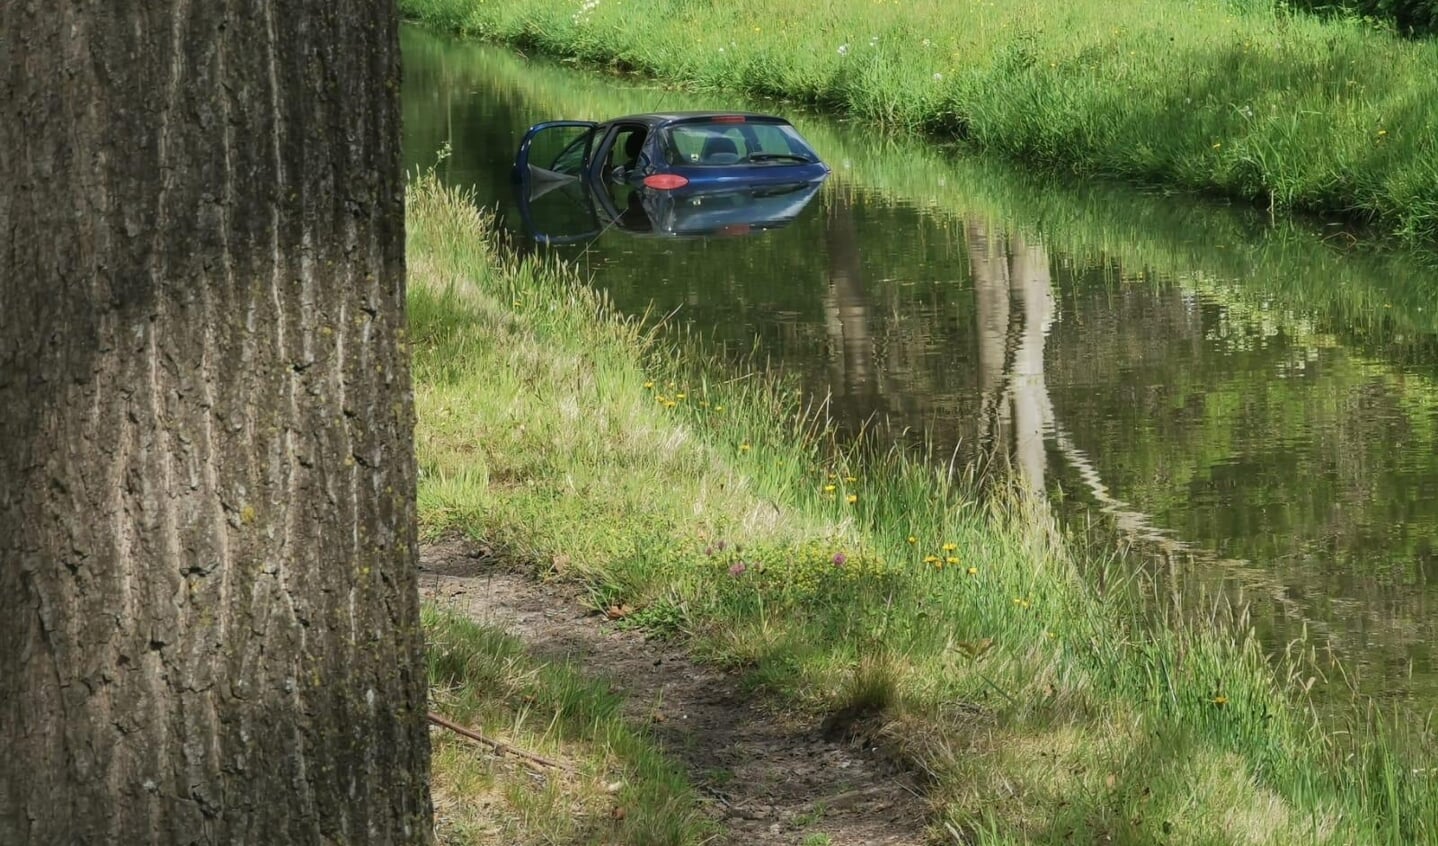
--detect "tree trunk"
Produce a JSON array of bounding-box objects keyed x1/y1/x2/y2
[{"x1": 0, "y1": 3, "x2": 431, "y2": 844}]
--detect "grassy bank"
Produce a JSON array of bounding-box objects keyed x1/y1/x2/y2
[
  {"x1": 408, "y1": 172, "x2": 1437, "y2": 843},
  {"x1": 401, "y1": 0, "x2": 1438, "y2": 241},
  {"x1": 425, "y1": 609, "x2": 712, "y2": 844}
]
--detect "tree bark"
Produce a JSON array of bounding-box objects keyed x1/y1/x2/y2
[{"x1": 1, "y1": 2, "x2": 431, "y2": 843}]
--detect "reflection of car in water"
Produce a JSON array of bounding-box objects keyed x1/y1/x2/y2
[{"x1": 513, "y1": 111, "x2": 830, "y2": 242}]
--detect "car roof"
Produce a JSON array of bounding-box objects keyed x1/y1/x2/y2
[{"x1": 604, "y1": 111, "x2": 792, "y2": 127}]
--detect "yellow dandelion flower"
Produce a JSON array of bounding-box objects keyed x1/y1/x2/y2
[
  {"x1": 676, "y1": 392, "x2": 686, "y2": 400},
  {"x1": 845, "y1": 476, "x2": 857, "y2": 483},
  {"x1": 946, "y1": 556, "x2": 959, "y2": 565},
  {"x1": 942, "y1": 542, "x2": 957, "y2": 552},
  {"x1": 923, "y1": 555, "x2": 940, "y2": 564},
  {"x1": 715, "y1": 405, "x2": 724, "y2": 412},
  {"x1": 665, "y1": 401, "x2": 677, "y2": 409},
  {"x1": 1013, "y1": 597, "x2": 1030, "y2": 608},
  {"x1": 1212, "y1": 142, "x2": 1222, "y2": 149},
  {"x1": 644, "y1": 381, "x2": 655, "y2": 389},
  {"x1": 739, "y1": 442, "x2": 751, "y2": 452},
  {"x1": 1378, "y1": 129, "x2": 1388, "y2": 136},
  {"x1": 823, "y1": 484, "x2": 837, "y2": 493},
  {"x1": 1212, "y1": 695, "x2": 1229, "y2": 707},
  {"x1": 906, "y1": 536, "x2": 918, "y2": 544},
  {"x1": 846, "y1": 494, "x2": 858, "y2": 504},
  {"x1": 966, "y1": 566, "x2": 978, "y2": 576}
]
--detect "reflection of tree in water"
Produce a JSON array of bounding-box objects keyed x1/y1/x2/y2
[
  {"x1": 822, "y1": 190, "x2": 879, "y2": 432},
  {"x1": 965, "y1": 222, "x2": 1054, "y2": 494},
  {"x1": 960, "y1": 227, "x2": 1386, "y2": 690},
  {"x1": 1042, "y1": 276, "x2": 1438, "y2": 700},
  {"x1": 815, "y1": 202, "x2": 1061, "y2": 490}
]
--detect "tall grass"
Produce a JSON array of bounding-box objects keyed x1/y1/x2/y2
[
  {"x1": 401, "y1": 0, "x2": 1438, "y2": 241},
  {"x1": 408, "y1": 172, "x2": 1438, "y2": 843}
]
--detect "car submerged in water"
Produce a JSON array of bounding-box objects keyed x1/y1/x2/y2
[{"x1": 513, "y1": 112, "x2": 830, "y2": 242}]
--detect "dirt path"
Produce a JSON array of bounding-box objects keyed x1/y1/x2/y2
[{"x1": 420, "y1": 540, "x2": 932, "y2": 846}]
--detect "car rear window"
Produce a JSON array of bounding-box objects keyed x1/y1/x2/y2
[{"x1": 663, "y1": 121, "x2": 818, "y2": 166}]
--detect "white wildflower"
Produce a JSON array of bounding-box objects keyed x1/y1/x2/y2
[
  {"x1": 572, "y1": 0, "x2": 600, "y2": 23},
  {"x1": 837, "y1": 43, "x2": 850, "y2": 56}
]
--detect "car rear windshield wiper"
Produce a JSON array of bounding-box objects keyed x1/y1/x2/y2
[{"x1": 743, "y1": 153, "x2": 815, "y2": 164}]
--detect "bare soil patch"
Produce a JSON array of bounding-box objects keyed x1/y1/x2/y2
[{"x1": 420, "y1": 539, "x2": 931, "y2": 846}]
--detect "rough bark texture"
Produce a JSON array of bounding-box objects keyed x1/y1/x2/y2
[{"x1": 0, "y1": 2, "x2": 432, "y2": 843}]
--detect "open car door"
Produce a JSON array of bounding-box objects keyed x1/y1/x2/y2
[
  {"x1": 513, "y1": 121, "x2": 602, "y2": 244},
  {"x1": 513, "y1": 121, "x2": 598, "y2": 183}
]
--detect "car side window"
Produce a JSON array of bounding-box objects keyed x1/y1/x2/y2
[
  {"x1": 600, "y1": 125, "x2": 648, "y2": 175},
  {"x1": 549, "y1": 129, "x2": 594, "y2": 175}
]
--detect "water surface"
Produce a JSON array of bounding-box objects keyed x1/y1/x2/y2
[{"x1": 402, "y1": 26, "x2": 1438, "y2": 704}]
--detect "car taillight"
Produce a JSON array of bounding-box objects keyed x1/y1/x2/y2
[
  {"x1": 643, "y1": 174, "x2": 689, "y2": 190},
  {"x1": 712, "y1": 115, "x2": 746, "y2": 123}
]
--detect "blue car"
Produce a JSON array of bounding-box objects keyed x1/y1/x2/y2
[{"x1": 514, "y1": 112, "x2": 830, "y2": 242}]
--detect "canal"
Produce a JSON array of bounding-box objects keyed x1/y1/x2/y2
[{"x1": 401, "y1": 26, "x2": 1438, "y2": 705}]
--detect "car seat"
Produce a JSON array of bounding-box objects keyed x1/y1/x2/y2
[
  {"x1": 623, "y1": 132, "x2": 645, "y2": 169},
  {"x1": 699, "y1": 135, "x2": 741, "y2": 164}
]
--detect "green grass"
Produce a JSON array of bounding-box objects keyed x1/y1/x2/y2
[
  {"x1": 401, "y1": 0, "x2": 1438, "y2": 242},
  {"x1": 425, "y1": 607, "x2": 714, "y2": 845},
  {"x1": 408, "y1": 172, "x2": 1438, "y2": 843}
]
